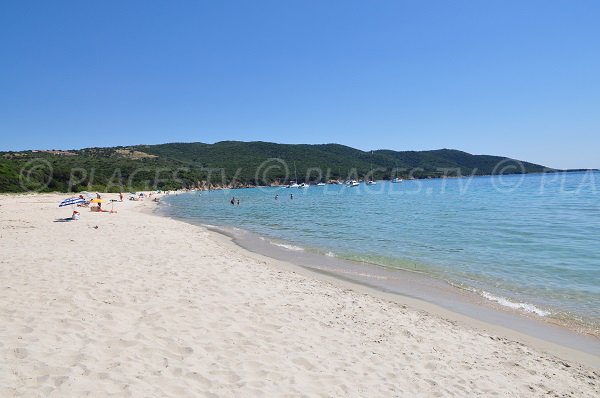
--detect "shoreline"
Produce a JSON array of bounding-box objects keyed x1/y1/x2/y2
[
  {"x1": 1, "y1": 193, "x2": 599, "y2": 396},
  {"x1": 154, "y1": 204, "x2": 600, "y2": 367},
  {"x1": 161, "y1": 181, "x2": 600, "y2": 337}
]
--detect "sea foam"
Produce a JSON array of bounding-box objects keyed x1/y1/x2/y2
[
  {"x1": 270, "y1": 242, "x2": 305, "y2": 251},
  {"x1": 481, "y1": 291, "x2": 550, "y2": 317}
]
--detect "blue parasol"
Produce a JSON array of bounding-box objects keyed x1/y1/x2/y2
[{"x1": 59, "y1": 197, "x2": 85, "y2": 207}]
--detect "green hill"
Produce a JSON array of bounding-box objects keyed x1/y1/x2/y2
[{"x1": 0, "y1": 141, "x2": 553, "y2": 192}]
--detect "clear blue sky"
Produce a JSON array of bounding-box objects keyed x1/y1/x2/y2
[{"x1": 1, "y1": 1, "x2": 598, "y2": 169}]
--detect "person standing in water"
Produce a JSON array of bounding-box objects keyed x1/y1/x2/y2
[
  {"x1": 290, "y1": 193, "x2": 293, "y2": 200},
  {"x1": 275, "y1": 194, "x2": 279, "y2": 200},
  {"x1": 230, "y1": 197, "x2": 235, "y2": 205}
]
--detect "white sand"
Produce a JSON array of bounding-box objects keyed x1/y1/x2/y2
[{"x1": 0, "y1": 193, "x2": 598, "y2": 397}]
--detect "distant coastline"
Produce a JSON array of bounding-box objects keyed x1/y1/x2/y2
[{"x1": 1, "y1": 140, "x2": 597, "y2": 193}]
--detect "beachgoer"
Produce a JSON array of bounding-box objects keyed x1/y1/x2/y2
[
  {"x1": 77, "y1": 194, "x2": 89, "y2": 207},
  {"x1": 230, "y1": 197, "x2": 235, "y2": 205},
  {"x1": 290, "y1": 193, "x2": 293, "y2": 200},
  {"x1": 275, "y1": 194, "x2": 278, "y2": 200},
  {"x1": 57, "y1": 210, "x2": 80, "y2": 222},
  {"x1": 96, "y1": 193, "x2": 101, "y2": 199},
  {"x1": 119, "y1": 192, "x2": 123, "y2": 202},
  {"x1": 237, "y1": 199, "x2": 240, "y2": 205}
]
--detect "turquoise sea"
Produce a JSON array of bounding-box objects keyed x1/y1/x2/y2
[{"x1": 161, "y1": 172, "x2": 600, "y2": 331}]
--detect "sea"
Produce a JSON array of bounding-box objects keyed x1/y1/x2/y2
[{"x1": 159, "y1": 172, "x2": 600, "y2": 334}]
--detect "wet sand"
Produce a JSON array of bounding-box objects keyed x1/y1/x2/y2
[{"x1": 208, "y1": 224, "x2": 600, "y2": 358}]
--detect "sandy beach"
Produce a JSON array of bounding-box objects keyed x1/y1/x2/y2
[{"x1": 1, "y1": 193, "x2": 598, "y2": 397}]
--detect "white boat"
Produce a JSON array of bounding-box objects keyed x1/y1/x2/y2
[
  {"x1": 347, "y1": 180, "x2": 360, "y2": 187},
  {"x1": 288, "y1": 162, "x2": 301, "y2": 188},
  {"x1": 367, "y1": 151, "x2": 377, "y2": 185},
  {"x1": 298, "y1": 182, "x2": 309, "y2": 189},
  {"x1": 316, "y1": 182, "x2": 326, "y2": 186},
  {"x1": 391, "y1": 162, "x2": 403, "y2": 183}
]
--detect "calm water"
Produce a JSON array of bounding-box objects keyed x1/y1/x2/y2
[{"x1": 161, "y1": 172, "x2": 600, "y2": 330}]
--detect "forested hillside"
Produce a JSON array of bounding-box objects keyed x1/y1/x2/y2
[{"x1": 0, "y1": 141, "x2": 552, "y2": 192}]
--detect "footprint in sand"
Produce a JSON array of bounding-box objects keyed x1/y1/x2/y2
[
  {"x1": 171, "y1": 367, "x2": 183, "y2": 377},
  {"x1": 53, "y1": 376, "x2": 69, "y2": 387},
  {"x1": 292, "y1": 357, "x2": 315, "y2": 371},
  {"x1": 13, "y1": 347, "x2": 29, "y2": 359},
  {"x1": 166, "y1": 341, "x2": 194, "y2": 357},
  {"x1": 36, "y1": 375, "x2": 49, "y2": 384}
]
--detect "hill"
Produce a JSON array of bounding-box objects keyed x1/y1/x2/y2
[{"x1": 0, "y1": 141, "x2": 553, "y2": 192}]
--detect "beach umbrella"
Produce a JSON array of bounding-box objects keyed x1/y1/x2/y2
[
  {"x1": 79, "y1": 191, "x2": 94, "y2": 200},
  {"x1": 59, "y1": 197, "x2": 85, "y2": 207}
]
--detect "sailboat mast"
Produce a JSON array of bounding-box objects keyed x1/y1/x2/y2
[{"x1": 294, "y1": 161, "x2": 298, "y2": 182}]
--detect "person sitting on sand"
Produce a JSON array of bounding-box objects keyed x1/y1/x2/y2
[
  {"x1": 77, "y1": 195, "x2": 90, "y2": 207},
  {"x1": 56, "y1": 210, "x2": 80, "y2": 222}
]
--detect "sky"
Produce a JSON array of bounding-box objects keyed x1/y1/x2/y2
[{"x1": 1, "y1": 1, "x2": 599, "y2": 169}]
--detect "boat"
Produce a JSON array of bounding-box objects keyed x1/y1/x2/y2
[
  {"x1": 367, "y1": 151, "x2": 377, "y2": 185},
  {"x1": 298, "y1": 182, "x2": 309, "y2": 189},
  {"x1": 287, "y1": 162, "x2": 301, "y2": 188},
  {"x1": 316, "y1": 182, "x2": 326, "y2": 186},
  {"x1": 391, "y1": 162, "x2": 403, "y2": 183},
  {"x1": 347, "y1": 180, "x2": 360, "y2": 187}
]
